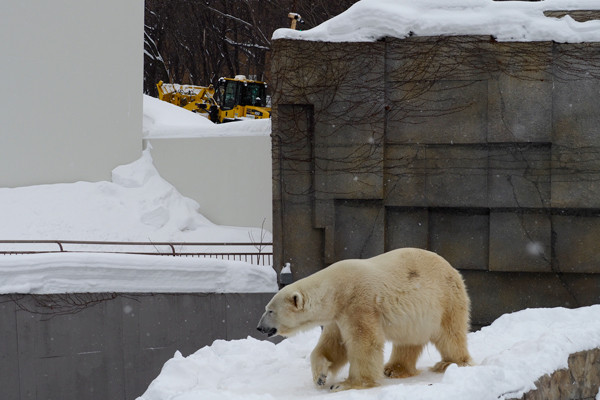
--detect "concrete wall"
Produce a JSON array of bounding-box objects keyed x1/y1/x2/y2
[
  {"x1": 0, "y1": 292, "x2": 277, "y2": 400},
  {"x1": 146, "y1": 136, "x2": 273, "y2": 231},
  {"x1": 0, "y1": 1, "x2": 143, "y2": 187},
  {"x1": 270, "y1": 36, "x2": 600, "y2": 327}
]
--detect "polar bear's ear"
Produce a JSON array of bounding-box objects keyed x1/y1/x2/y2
[{"x1": 289, "y1": 291, "x2": 304, "y2": 310}]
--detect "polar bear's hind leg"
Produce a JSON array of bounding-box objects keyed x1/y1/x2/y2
[{"x1": 384, "y1": 344, "x2": 423, "y2": 378}]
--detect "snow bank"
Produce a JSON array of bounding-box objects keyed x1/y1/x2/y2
[
  {"x1": 0, "y1": 252, "x2": 277, "y2": 294},
  {"x1": 273, "y1": 0, "x2": 600, "y2": 43},
  {"x1": 138, "y1": 305, "x2": 600, "y2": 400},
  {"x1": 143, "y1": 94, "x2": 271, "y2": 139}
]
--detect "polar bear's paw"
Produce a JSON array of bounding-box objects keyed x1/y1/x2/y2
[
  {"x1": 384, "y1": 364, "x2": 420, "y2": 379},
  {"x1": 329, "y1": 379, "x2": 378, "y2": 392},
  {"x1": 311, "y1": 353, "x2": 332, "y2": 388}
]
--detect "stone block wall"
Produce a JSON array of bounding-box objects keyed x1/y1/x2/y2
[
  {"x1": 515, "y1": 347, "x2": 600, "y2": 400},
  {"x1": 271, "y1": 36, "x2": 600, "y2": 327}
]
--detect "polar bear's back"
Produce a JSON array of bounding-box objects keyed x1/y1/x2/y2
[
  {"x1": 369, "y1": 247, "x2": 456, "y2": 275},
  {"x1": 323, "y1": 248, "x2": 470, "y2": 345},
  {"x1": 327, "y1": 248, "x2": 462, "y2": 286}
]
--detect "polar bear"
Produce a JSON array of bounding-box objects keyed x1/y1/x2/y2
[{"x1": 257, "y1": 248, "x2": 473, "y2": 391}]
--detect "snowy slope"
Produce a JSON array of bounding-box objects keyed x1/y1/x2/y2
[
  {"x1": 143, "y1": 92, "x2": 214, "y2": 134},
  {"x1": 143, "y1": 94, "x2": 271, "y2": 139},
  {"x1": 273, "y1": 0, "x2": 600, "y2": 43},
  {"x1": 139, "y1": 305, "x2": 600, "y2": 400}
]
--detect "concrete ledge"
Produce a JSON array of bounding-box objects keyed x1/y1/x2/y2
[
  {"x1": 0, "y1": 292, "x2": 277, "y2": 400},
  {"x1": 514, "y1": 348, "x2": 600, "y2": 400}
]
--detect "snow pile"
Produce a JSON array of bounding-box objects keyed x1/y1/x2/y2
[
  {"x1": 273, "y1": 0, "x2": 600, "y2": 43},
  {"x1": 0, "y1": 148, "x2": 269, "y2": 243},
  {"x1": 143, "y1": 94, "x2": 271, "y2": 139},
  {"x1": 139, "y1": 305, "x2": 600, "y2": 400}
]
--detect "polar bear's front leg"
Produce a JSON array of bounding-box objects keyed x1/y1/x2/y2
[
  {"x1": 310, "y1": 323, "x2": 347, "y2": 388},
  {"x1": 330, "y1": 318, "x2": 383, "y2": 392},
  {"x1": 311, "y1": 353, "x2": 331, "y2": 387}
]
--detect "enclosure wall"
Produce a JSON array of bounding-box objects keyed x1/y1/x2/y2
[
  {"x1": 0, "y1": 292, "x2": 276, "y2": 400},
  {"x1": 271, "y1": 37, "x2": 600, "y2": 327}
]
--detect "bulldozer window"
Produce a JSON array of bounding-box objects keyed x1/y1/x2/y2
[
  {"x1": 222, "y1": 81, "x2": 239, "y2": 110},
  {"x1": 242, "y1": 83, "x2": 267, "y2": 107}
]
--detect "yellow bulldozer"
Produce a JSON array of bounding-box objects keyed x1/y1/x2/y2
[{"x1": 156, "y1": 75, "x2": 271, "y2": 123}]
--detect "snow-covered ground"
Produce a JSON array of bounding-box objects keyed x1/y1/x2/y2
[
  {"x1": 0, "y1": 96, "x2": 277, "y2": 294},
  {"x1": 138, "y1": 305, "x2": 600, "y2": 400},
  {"x1": 273, "y1": 0, "x2": 600, "y2": 43}
]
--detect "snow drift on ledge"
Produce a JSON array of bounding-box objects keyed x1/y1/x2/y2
[
  {"x1": 273, "y1": 0, "x2": 600, "y2": 43},
  {"x1": 0, "y1": 252, "x2": 277, "y2": 294},
  {"x1": 139, "y1": 305, "x2": 600, "y2": 400}
]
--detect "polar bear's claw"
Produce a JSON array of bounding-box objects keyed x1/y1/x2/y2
[{"x1": 316, "y1": 374, "x2": 327, "y2": 386}]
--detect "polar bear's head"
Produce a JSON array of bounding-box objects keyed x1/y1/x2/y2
[{"x1": 257, "y1": 284, "x2": 315, "y2": 337}]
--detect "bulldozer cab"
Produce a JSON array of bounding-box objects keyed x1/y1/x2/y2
[{"x1": 216, "y1": 76, "x2": 267, "y2": 110}]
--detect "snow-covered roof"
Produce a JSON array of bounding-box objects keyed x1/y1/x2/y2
[{"x1": 273, "y1": 0, "x2": 600, "y2": 43}]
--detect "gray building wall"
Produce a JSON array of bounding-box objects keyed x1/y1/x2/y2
[
  {"x1": 0, "y1": 292, "x2": 276, "y2": 400},
  {"x1": 271, "y1": 36, "x2": 600, "y2": 327},
  {"x1": 0, "y1": 2, "x2": 143, "y2": 187}
]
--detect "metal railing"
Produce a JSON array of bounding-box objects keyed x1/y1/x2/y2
[{"x1": 0, "y1": 240, "x2": 273, "y2": 266}]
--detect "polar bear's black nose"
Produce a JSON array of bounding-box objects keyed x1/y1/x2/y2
[{"x1": 257, "y1": 325, "x2": 277, "y2": 337}]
